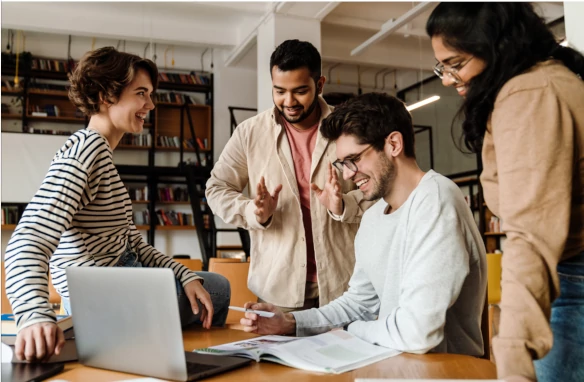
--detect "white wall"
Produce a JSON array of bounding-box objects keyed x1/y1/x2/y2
[{"x1": 565, "y1": 2, "x2": 584, "y2": 53}]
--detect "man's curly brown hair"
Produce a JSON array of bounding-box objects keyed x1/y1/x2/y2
[{"x1": 68, "y1": 46, "x2": 158, "y2": 116}]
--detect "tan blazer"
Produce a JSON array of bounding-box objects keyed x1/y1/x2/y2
[
  {"x1": 481, "y1": 60, "x2": 584, "y2": 379},
  {"x1": 206, "y1": 97, "x2": 370, "y2": 307}
]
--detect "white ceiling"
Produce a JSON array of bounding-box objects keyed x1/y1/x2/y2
[{"x1": 1, "y1": 1, "x2": 565, "y2": 73}]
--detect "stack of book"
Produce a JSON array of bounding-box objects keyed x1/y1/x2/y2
[{"x1": 1, "y1": 313, "x2": 78, "y2": 363}]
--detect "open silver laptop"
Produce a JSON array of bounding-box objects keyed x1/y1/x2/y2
[{"x1": 66, "y1": 267, "x2": 251, "y2": 381}]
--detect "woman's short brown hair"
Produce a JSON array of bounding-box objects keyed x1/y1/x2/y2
[{"x1": 68, "y1": 46, "x2": 158, "y2": 116}]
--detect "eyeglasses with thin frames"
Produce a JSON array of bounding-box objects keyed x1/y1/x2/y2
[
  {"x1": 332, "y1": 145, "x2": 374, "y2": 173},
  {"x1": 433, "y1": 56, "x2": 474, "y2": 82}
]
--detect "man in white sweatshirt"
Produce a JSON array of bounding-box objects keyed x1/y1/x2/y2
[{"x1": 240, "y1": 93, "x2": 487, "y2": 357}]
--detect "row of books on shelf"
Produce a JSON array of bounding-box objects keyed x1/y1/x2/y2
[
  {"x1": 30, "y1": 104, "x2": 62, "y2": 117},
  {"x1": 489, "y1": 216, "x2": 503, "y2": 233},
  {"x1": 128, "y1": 186, "x2": 190, "y2": 203},
  {"x1": 133, "y1": 209, "x2": 194, "y2": 227},
  {"x1": 155, "y1": 91, "x2": 198, "y2": 105},
  {"x1": 1, "y1": 206, "x2": 20, "y2": 225},
  {"x1": 28, "y1": 82, "x2": 68, "y2": 92},
  {"x1": 159, "y1": 186, "x2": 189, "y2": 202},
  {"x1": 121, "y1": 133, "x2": 152, "y2": 147},
  {"x1": 25, "y1": 127, "x2": 72, "y2": 135},
  {"x1": 159, "y1": 72, "x2": 210, "y2": 86},
  {"x1": 31, "y1": 58, "x2": 73, "y2": 73},
  {"x1": 128, "y1": 185, "x2": 149, "y2": 202},
  {"x1": 157, "y1": 135, "x2": 208, "y2": 150}
]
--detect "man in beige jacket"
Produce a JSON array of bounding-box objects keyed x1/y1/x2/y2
[{"x1": 206, "y1": 40, "x2": 369, "y2": 311}]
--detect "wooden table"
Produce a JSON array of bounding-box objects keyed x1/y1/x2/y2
[{"x1": 51, "y1": 327, "x2": 497, "y2": 381}]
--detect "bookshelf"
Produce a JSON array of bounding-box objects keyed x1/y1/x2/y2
[
  {"x1": 1, "y1": 52, "x2": 216, "y2": 263},
  {"x1": 450, "y1": 171, "x2": 506, "y2": 254}
]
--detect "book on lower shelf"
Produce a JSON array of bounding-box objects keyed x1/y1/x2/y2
[
  {"x1": 194, "y1": 330, "x2": 400, "y2": 374},
  {"x1": 1, "y1": 314, "x2": 73, "y2": 336}
]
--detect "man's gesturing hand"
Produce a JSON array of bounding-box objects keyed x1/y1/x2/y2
[{"x1": 254, "y1": 176, "x2": 283, "y2": 225}]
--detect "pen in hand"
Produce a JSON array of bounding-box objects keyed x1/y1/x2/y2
[{"x1": 229, "y1": 306, "x2": 275, "y2": 318}]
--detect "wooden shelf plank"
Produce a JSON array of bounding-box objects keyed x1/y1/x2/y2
[
  {"x1": 156, "y1": 201, "x2": 191, "y2": 205},
  {"x1": 156, "y1": 225, "x2": 197, "y2": 231},
  {"x1": 28, "y1": 89, "x2": 69, "y2": 97},
  {"x1": 452, "y1": 176, "x2": 478, "y2": 186},
  {"x1": 131, "y1": 200, "x2": 150, "y2": 204},
  {"x1": 134, "y1": 225, "x2": 199, "y2": 231},
  {"x1": 1, "y1": 114, "x2": 22, "y2": 120},
  {"x1": 157, "y1": 82, "x2": 211, "y2": 93},
  {"x1": 155, "y1": 146, "x2": 210, "y2": 153},
  {"x1": 117, "y1": 144, "x2": 150, "y2": 151},
  {"x1": 1, "y1": 224, "x2": 17, "y2": 230},
  {"x1": 155, "y1": 102, "x2": 211, "y2": 110},
  {"x1": 1, "y1": 88, "x2": 23, "y2": 96},
  {"x1": 485, "y1": 232, "x2": 506, "y2": 237}
]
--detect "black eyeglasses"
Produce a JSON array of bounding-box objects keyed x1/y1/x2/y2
[
  {"x1": 332, "y1": 145, "x2": 373, "y2": 173},
  {"x1": 433, "y1": 56, "x2": 474, "y2": 81}
]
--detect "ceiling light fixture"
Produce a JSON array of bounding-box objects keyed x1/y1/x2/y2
[{"x1": 406, "y1": 95, "x2": 440, "y2": 111}]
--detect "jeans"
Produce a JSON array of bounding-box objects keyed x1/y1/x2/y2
[
  {"x1": 62, "y1": 249, "x2": 231, "y2": 328},
  {"x1": 534, "y1": 251, "x2": 584, "y2": 382}
]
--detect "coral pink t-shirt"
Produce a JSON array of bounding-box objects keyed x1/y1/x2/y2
[{"x1": 282, "y1": 117, "x2": 319, "y2": 283}]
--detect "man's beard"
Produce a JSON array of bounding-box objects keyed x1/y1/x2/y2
[
  {"x1": 277, "y1": 93, "x2": 319, "y2": 125},
  {"x1": 365, "y1": 155, "x2": 396, "y2": 201}
]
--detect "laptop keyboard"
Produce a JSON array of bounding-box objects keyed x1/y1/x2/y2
[{"x1": 186, "y1": 361, "x2": 221, "y2": 376}]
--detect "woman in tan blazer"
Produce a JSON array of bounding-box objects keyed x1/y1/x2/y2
[{"x1": 426, "y1": 3, "x2": 584, "y2": 382}]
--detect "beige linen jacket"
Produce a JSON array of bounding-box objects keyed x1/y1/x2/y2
[
  {"x1": 206, "y1": 97, "x2": 370, "y2": 308},
  {"x1": 481, "y1": 60, "x2": 584, "y2": 380}
]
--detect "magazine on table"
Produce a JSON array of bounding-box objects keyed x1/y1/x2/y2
[{"x1": 194, "y1": 330, "x2": 400, "y2": 374}]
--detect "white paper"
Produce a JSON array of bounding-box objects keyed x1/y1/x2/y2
[
  {"x1": 356, "y1": 379, "x2": 502, "y2": 382},
  {"x1": 270, "y1": 330, "x2": 400, "y2": 373}
]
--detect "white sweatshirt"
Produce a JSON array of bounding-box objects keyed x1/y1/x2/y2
[{"x1": 292, "y1": 170, "x2": 487, "y2": 356}]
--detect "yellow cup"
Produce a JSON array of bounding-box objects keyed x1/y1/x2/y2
[{"x1": 486, "y1": 253, "x2": 502, "y2": 304}]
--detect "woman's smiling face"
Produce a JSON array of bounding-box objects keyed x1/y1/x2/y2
[{"x1": 431, "y1": 35, "x2": 487, "y2": 97}]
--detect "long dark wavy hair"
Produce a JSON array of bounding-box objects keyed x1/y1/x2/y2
[{"x1": 426, "y1": 3, "x2": 584, "y2": 153}]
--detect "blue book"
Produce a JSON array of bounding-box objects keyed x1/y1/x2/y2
[{"x1": 1, "y1": 313, "x2": 73, "y2": 336}]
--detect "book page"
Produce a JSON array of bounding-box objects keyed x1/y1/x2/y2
[
  {"x1": 356, "y1": 380, "x2": 501, "y2": 382},
  {"x1": 195, "y1": 335, "x2": 297, "y2": 361},
  {"x1": 264, "y1": 330, "x2": 400, "y2": 374}
]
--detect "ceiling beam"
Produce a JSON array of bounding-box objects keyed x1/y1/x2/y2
[
  {"x1": 315, "y1": 3, "x2": 340, "y2": 21},
  {"x1": 324, "y1": 15, "x2": 428, "y2": 38},
  {"x1": 351, "y1": 2, "x2": 433, "y2": 56},
  {"x1": 224, "y1": 4, "x2": 280, "y2": 67},
  {"x1": 223, "y1": 31, "x2": 258, "y2": 67}
]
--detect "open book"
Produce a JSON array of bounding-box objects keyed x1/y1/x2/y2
[{"x1": 195, "y1": 330, "x2": 400, "y2": 374}]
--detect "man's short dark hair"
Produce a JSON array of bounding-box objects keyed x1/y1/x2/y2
[
  {"x1": 320, "y1": 93, "x2": 416, "y2": 158},
  {"x1": 270, "y1": 39, "x2": 321, "y2": 82}
]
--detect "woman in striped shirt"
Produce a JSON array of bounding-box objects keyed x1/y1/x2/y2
[{"x1": 4, "y1": 47, "x2": 230, "y2": 362}]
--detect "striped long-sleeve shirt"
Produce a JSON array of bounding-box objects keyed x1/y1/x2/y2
[{"x1": 4, "y1": 129, "x2": 201, "y2": 331}]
